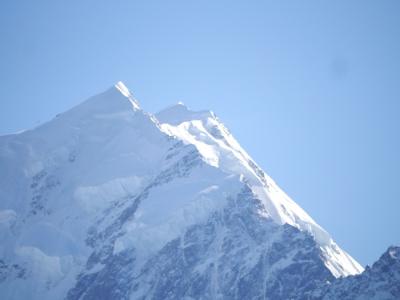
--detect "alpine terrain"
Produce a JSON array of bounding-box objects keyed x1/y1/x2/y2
[{"x1": 0, "y1": 82, "x2": 398, "y2": 299}]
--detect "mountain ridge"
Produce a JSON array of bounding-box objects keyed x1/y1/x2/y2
[{"x1": 0, "y1": 82, "x2": 397, "y2": 299}]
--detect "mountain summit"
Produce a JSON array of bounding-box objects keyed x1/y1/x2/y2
[{"x1": 0, "y1": 83, "x2": 397, "y2": 299}]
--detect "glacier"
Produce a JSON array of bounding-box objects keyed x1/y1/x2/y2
[{"x1": 0, "y1": 82, "x2": 398, "y2": 299}]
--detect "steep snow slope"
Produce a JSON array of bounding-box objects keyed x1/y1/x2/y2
[
  {"x1": 0, "y1": 83, "x2": 171, "y2": 299},
  {"x1": 0, "y1": 82, "x2": 364, "y2": 299},
  {"x1": 157, "y1": 102, "x2": 362, "y2": 277}
]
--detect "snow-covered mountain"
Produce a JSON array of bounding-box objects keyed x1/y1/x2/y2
[{"x1": 0, "y1": 82, "x2": 397, "y2": 299}]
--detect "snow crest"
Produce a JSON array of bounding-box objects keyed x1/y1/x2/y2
[{"x1": 156, "y1": 102, "x2": 363, "y2": 277}]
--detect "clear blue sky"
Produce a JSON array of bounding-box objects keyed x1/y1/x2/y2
[{"x1": 1, "y1": 1, "x2": 399, "y2": 266}]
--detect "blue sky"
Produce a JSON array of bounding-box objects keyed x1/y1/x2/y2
[{"x1": 1, "y1": 1, "x2": 399, "y2": 266}]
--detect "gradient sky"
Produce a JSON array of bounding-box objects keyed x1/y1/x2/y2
[{"x1": 1, "y1": 1, "x2": 399, "y2": 266}]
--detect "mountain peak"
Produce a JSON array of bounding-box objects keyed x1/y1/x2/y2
[
  {"x1": 114, "y1": 81, "x2": 131, "y2": 97},
  {"x1": 114, "y1": 81, "x2": 140, "y2": 110},
  {"x1": 43, "y1": 82, "x2": 142, "y2": 128}
]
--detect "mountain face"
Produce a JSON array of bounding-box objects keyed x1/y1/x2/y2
[
  {"x1": 314, "y1": 246, "x2": 400, "y2": 300},
  {"x1": 0, "y1": 82, "x2": 397, "y2": 299}
]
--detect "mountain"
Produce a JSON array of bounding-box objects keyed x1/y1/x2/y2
[
  {"x1": 313, "y1": 246, "x2": 400, "y2": 300},
  {"x1": 0, "y1": 82, "x2": 397, "y2": 299}
]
